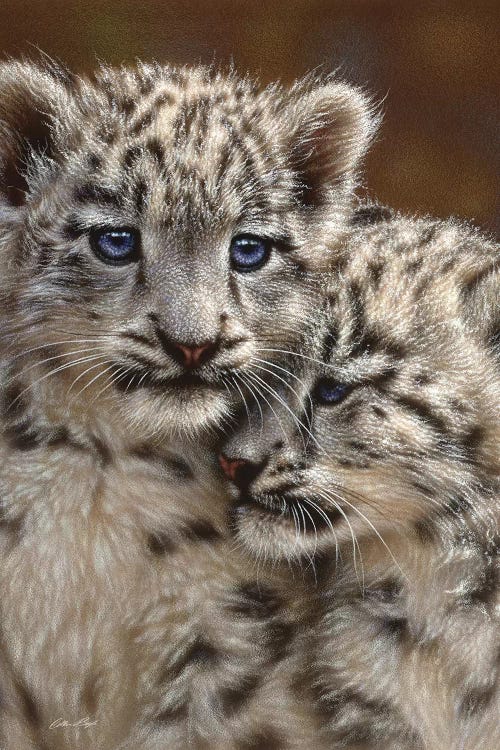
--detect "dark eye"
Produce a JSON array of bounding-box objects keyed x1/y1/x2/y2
[
  {"x1": 230, "y1": 234, "x2": 271, "y2": 272},
  {"x1": 313, "y1": 380, "x2": 350, "y2": 405},
  {"x1": 90, "y1": 228, "x2": 140, "y2": 265}
]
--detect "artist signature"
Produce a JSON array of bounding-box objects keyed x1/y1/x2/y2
[{"x1": 49, "y1": 717, "x2": 98, "y2": 729}]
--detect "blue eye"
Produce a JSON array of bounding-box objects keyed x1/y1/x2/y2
[
  {"x1": 90, "y1": 228, "x2": 140, "y2": 265},
  {"x1": 230, "y1": 234, "x2": 271, "y2": 272},
  {"x1": 314, "y1": 380, "x2": 350, "y2": 404}
]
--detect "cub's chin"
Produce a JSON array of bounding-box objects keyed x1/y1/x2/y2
[
  {"x1": 119, "y1": 385, "x2": 234, "y2": 442},
  {"x1": 229, "y1": 494, "x2": 339, "y2": 563}
]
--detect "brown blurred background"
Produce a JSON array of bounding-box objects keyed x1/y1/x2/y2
[{"x1": 3, "y1": 0, "x2": 498, "y2": 233}]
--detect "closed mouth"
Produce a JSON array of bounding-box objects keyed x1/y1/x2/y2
[
  {"x1": 235, "y1": 492, "x2": 343, "y2": 533},
  {"x1": 112, "y1": 363, "x2": 225, "y2": 394}
]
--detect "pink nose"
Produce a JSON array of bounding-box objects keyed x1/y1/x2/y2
[
  {"x1": 219, "y1": 454, "x2": 247, "y2": 483},
  {"x1": 174, "y1": 342, "x2": 215, "y2": 368}
]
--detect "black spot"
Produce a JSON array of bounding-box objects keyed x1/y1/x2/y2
[
  {"x1": 366, "y1": 365, "x2": 398, "y2": 389},
  {"x1": 395, "y1": 395, "x2": 449, "y2": 437},
  {"x1": 372, "y1": 405, "x2": 387, "y2": 419},
  {"x1": 411, "y1": 481, "x2": 436, "y2": 499},
  {"x1": 59, "y1": 251, "x2": 87, "y2": 270},
  {"x1": 267, "y1": 619, "x2": 295, "y2": 661},
  {"x1": 157, "y1": 637, "x2": 219, "y2": 690},
  {"x1": 73, "y1": 183, "x2": 121, "y2": 207},
  {"x1": 182, "y1": 519, "x2": 221, "y2": 543},
  {"x1": 185, "y1": 637, "x2": 220, "y2": 667},
  {"x1": 381, "y1": 617, "x2": 407, "y2": 638},
  {"x1": 62, "y1": 214, "x2": 85, "y2": 239},
  {"x1": 352, "y1": 204, "x2": 393, "y2": 226},
  {"x1": 461, "y1": 564, "x2": 498, "y2": 608},
  {"x1": 163, "y1": 456, "x2": 193, "y2": 480},
  {"x1": 220, "y1": 674, "x2": 260, "y2": 715},
  {"x1": 146, "y1": 137, "x2": 165, "y2": 166},
  {"x1": 444, "y1": 494, "x2": 473, "y2": 517},
  {"x1": 130, "y1": 110, "x2": 154, "y2": 135},
  {"x1": 99, "y1": 125, "x2": 118, "y2": 145},
  {"x1": 81, "y1": 672, "x2": 99, "y2": 714},
  {"x1": 413, "y1": 372, "x2": 432, "y2": 386},
  {"x1": 120, "y1": 330, "x2": 154, "y2": 347},
  {"x1": 147, "y1": 531, "x2": 176, "y2": 555},
  {"x1": 122, "y1": 144, "x2": 142, "y2": 170},
  {"x1": 16, "y1": 681, "x2": 40, "y2": 727},
  {"x1": 229, "y1": 583, "x2": 282, "y2": 619},
  {"x1": 440, "y1": 258, "x2": 456, "y2": 273},
  {"x1": 462, "y1": 263, "x2": 497, "y2": 297},
  {"x1": 138, "y1": 77, "x2": 154, "y2": 96},
  {"x1": 152, "y1": 91, "x2": 175, "y2": 109},
  {"x1": 366, "y1": 578, "x2": 402, "y2": 602},
  {"x1": 86, "y1": 152, "x2": 103, "y2": 171},
  {"x1": 5, "y1": 420, "x2": 42, "y2": 451},
  {"x1": 462, "y1": 425, "x2": 485, "y2": 462},
  {"x1": 420, "y1": 224, "x2": 439, "y2": 245},
  {"x1": 406, "y1": 257, "x2": 424, "y2": 273},
  {"x1": 413, "y1": 517, "x2": 439, "y2": 544},
  {"x1": 46, "y1": 426, "x2": 84, "y2": 451},
  {"x1": 460, "y1": 685, "x2": 495, "y2": 717},
  {"x1": 238, "y1": 728, "x2": 284, "y2": 750},
  {"x1": 414, "y1": 275, "x2": 432, "y2": 298},
  {"x1": 117, "y1": 96, "x2": 137, "y2": 116},
  {"x1": 92, "y1": 437, "x2": 112, "y2": 467},
  {"x1": 133, "y1": 178, "x2": 148, "y2": 214},
  {"x1": 367, "y1": 260, "x2": 385, "y2": 287},
  {"x1": 320, "y1": 327, "x2": 338, "y2": 363},
  {"x1": 348, "y1": 439, "x2": 369, "y2": 452}
]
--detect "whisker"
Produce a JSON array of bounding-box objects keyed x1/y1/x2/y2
[
  {"x1": 7, "y1": 353, "x2": 110, "y2": 410},
  {"x1": 315, "y1": 487, "x2": 365, "y2": 593},
  {"x1": 241, "y1": 370, "x2": 290, "y2": 444},
  {"x1": 245, "y1": 368, "x2": 324, "y2": 454},
  {"x1": 235, "y1": 372, "x2": 265, "y2": 435},
  {"x1": 248, "y1": 361, "x2": 323, "y2": 453},
  {"x1": 316, "y1": 485, "x2": 405, "y2": 580},
  {"x1": 252, "y1": 355, "x2": 314, "y2": 428}
]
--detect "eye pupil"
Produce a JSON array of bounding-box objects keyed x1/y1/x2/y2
[
  {"x1": 315, "y1": 380, "x2": 349, "y2": 404},
  {"x1": 90, "y1": 228, "x2": 139, "y2": 265},
  {"x1": 230, "y1": 234, "x2": 270, "y2": 272}
]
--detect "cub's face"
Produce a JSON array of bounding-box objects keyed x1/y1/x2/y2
[
  {"x1": 0, "y1": 61, "x2": 375, "y2": 439},
  {"x1": 221, "y1": 226, "x2": 499, "y2": 561}
]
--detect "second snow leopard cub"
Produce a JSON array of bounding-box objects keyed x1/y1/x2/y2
[{"x1": 221, "y1": 209, "x2": 499, "y2": 750}]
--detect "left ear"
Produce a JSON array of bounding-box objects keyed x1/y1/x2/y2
[
  {"x1": 281, "y1": 78, "x2": 379, "y2": 207},
  {"x1": 0, "y1": 59, "x2": 76, "y2": 210}
]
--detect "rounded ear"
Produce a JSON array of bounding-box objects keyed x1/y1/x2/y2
[
  {"x1": 0, "y1": 59, "x2": 75, "y2": 209},
  {"x1": 281, "y1": 77, "x2": 380, "y2": 208}
]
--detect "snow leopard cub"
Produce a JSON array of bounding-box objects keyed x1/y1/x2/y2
[
  {"x1": 0, "y1": 58, "x2": 377, "y2": 440},
  {"x1": 0, "y1": 58, "x2": 378, "y2": 749},
  {"x1": 221, "y1": 208, "x2": 499, "y2": 750}
]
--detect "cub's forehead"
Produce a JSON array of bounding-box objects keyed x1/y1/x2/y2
[
  {"x1": 84, "y1": 65, "x2": 279, "y2": 158},
  {"x1": 70, "y1": 65, "x2": 291, "y2": 228}
]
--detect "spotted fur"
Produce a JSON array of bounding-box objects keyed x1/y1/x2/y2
[
  {"x1": 0, "y1": 58, "x2": 376, "y2": 440},
  {"x1": 0, "y1": 57, "x2": 384, "y2": 749},
  {"x1": 222, "y1": 210, "x2": 499, "y2": 749}
]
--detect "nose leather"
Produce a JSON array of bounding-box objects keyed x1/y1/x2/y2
[
  {"x1": 219, "y1": 454, "x2": 247, "y2": 482},
  {"x1": 175, "y1": 342, "x2": 214, "y2": 368}
]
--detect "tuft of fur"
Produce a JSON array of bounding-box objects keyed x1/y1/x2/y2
[{"x1": 222, "y1": 207, "x2": 499, "y2": 749}]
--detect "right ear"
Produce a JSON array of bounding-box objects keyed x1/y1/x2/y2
[
  {"x1": 0, "y1": 59, "x2": 75, "y2": 210},
  {"x1": 278, "y1": 76, "x2": 380, "y2": 209}
]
